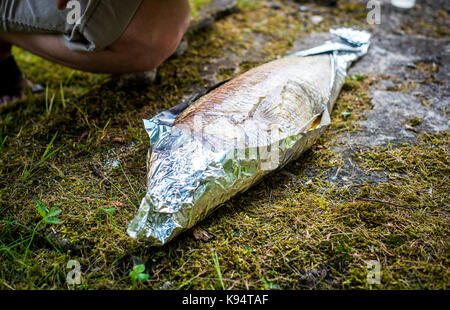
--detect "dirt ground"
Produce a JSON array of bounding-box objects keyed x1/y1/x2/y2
[{"x1": 0, "y1": 0, "x2": 448, "y2": 289}]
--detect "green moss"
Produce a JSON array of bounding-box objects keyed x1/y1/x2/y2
[
  {"x1": 406, "y1": 116, "x2": 423, "y2": 127},
  {"x1": 216, "y1": 68, "x2": 236, "y2": 81},
  {"x1": 1, "y1": 0, "x2": 448, "y2": 290},
  {"x1": 342, "y1": 78, "x2": 361, "y2": 91},
  {"x1": 339, "y1": 1, "x2": 365, "y2": 14},
  {"x1": 190, "y1": 0, "x2": 213, "y2": 17},
  {"x1": 401, "y1": 7, "x2": 450, "y2": 38},
  {"x1": 238, "y1": 0, "x2": 260, "y2": 9}
]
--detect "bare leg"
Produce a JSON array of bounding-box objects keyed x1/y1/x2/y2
[
  {"x1": 0, "y1": 40, "x2": 11, "y2": 62},
  {"x1": 0, "y1": 40, "x2": 25, "y2": 105},
  {"x1": 0, "y1": 0, "x2": 191, "y2": 74}
]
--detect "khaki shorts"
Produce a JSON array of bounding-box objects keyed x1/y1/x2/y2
[{"x1": 0, "y1": 0, "x2": 142, "y2": 52}]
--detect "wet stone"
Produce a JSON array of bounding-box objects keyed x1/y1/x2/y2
[
  {"x1": 266, "y1": 2, "x2": 282, "y2": 10},
  {"x1": 376, "y1": 79, "x2": 397, "y2": 91},
  {"x1": 188, "y1": 0, "x2": 238, "y2": 33}
]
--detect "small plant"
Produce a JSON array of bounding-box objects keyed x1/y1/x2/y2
[
  {"x1": 262, "y1": 279, "x2": 280, "y2": 290},
  {"x1": 22, "y1": 200, "x2": 63, "y2": 259},
  {"x1": 36, "y1": 200, "x2": 63, "y2": 225},
  {"x1": 129, "y1": 264, "x2": 149, "y2": 289},
  {"x1": 341, "y1": 111, "x2": 352, "y2": 118},
  {"x1": 353, "y1": 74, "x2": 364, "y2": 81},
  {"x1": 102, "y1": 207, "x2": 115, "y2": 216}
]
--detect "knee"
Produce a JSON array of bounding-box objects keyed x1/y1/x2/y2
[
  {"x1": 150, "y1": 7, "x2": 191, "y2": 67},
  {"x1": 115, "y1": 0, "x2": 191, "y2": 73}
]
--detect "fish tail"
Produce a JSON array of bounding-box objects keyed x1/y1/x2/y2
[
  {"x1": 292, "y1": 28, "x2": 371, "y2": 112},
  {"x1": 293, "y1": 27, "x2": 371, "y2": 67}
]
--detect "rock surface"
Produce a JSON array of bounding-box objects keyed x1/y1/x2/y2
[{"x1": 290, "y1": 0, "x2": 449, "y2": 185}]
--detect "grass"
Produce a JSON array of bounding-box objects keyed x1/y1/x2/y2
[
  {"x1": 22, "y1": 132, "x2": 62, "y2": 182},
  {"x1": 212, "y1": 250, "x2": 225, "y2": 290},
  {"x1": 0, "y1": 0, "x2": 448, "y2": 290}
]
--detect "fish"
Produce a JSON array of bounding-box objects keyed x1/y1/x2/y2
[
  {"x1": 173, "y1": 54, "x2": 331, "y2": 149},
  {"x1": 128, "y1": 28, "x2": 371, "y2": 245}
]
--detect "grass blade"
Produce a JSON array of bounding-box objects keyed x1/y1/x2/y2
[{"x1": 211, "y1": 250, "x2": 225, "y2": 290}]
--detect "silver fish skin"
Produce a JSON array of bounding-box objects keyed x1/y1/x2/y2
[{"x1": 128, "y1": 28, "x2": 371, "y2": 246}]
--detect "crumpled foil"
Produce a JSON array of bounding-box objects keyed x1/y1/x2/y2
[{"x1": 128, "y1": 28, "x2": 371, "y2": 246}]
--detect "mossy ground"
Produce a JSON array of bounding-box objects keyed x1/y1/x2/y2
[{"x1": 0, "y1": 0, "x2": 448, "y2": 290}]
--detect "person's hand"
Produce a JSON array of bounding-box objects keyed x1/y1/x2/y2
[{"x1": 57, "y1": 0, "x2": 70, "y2": 10}]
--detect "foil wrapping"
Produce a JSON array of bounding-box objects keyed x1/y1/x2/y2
[{"x1": 128, "y1": 28, "x2": 371, "y2": 246}]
